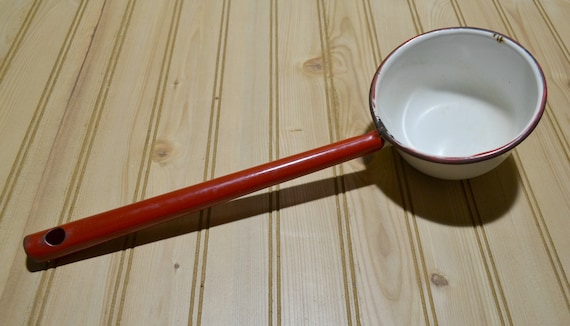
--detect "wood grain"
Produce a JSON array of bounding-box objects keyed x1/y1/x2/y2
[{"x1": 1, "y1": 0, "x2": 569, "y2": 325}]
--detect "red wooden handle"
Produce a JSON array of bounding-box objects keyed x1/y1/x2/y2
[{"x1": 23, "y1": 131, "x2": 384, "y2": 262}]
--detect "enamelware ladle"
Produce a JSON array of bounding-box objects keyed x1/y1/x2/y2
[{"x1": 24, "y1": 27, "x2": 546, "y2": 262}]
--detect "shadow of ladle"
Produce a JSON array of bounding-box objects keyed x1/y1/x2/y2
[{"x1": 25, "y1": 145, "x2": 520, "y2": 271}]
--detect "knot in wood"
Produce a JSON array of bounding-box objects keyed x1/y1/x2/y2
[
  {"x1": 430, "y1": 272, "x2": 449, "y2": 287},
  {"x1": 152, "y1": 139, "x2": 175, "y2": 163},
  {"x1": 303, "y1": 57, "x2": 324, "y2": 75}
]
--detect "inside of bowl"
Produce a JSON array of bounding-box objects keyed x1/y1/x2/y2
[{"x1": 373, "y1": 29, "x2": 543, "y2": 159}]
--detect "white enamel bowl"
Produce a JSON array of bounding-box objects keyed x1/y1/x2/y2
[{"x1": 370, "y1": 27, "x2": 546, "y2": 179}]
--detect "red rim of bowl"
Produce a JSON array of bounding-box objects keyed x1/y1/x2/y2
[{"x1": 369, "y1": 27, "x2": 547, "y2": 165}]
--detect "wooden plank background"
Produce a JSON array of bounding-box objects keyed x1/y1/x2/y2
[{"x1": 1, "y1": 0, "x2": 569, "y2": 325}]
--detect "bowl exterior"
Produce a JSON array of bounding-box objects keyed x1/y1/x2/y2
[{"x1": 398, "y1": 150, "x2": 510, "y2": 180}]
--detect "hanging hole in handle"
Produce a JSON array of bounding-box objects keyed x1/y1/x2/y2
[{"x1": 44, "y1": 227, "x2": 66, "y2": 246}]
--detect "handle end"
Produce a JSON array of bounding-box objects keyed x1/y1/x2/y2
[{"x1": 23, "y1": 227, "x2": 67, "y2": 262}]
